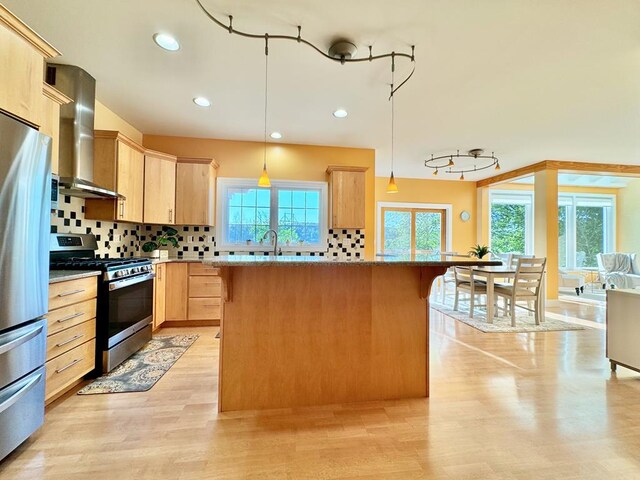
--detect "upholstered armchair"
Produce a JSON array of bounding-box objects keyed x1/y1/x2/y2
[{"x1": 596, "y1": 253, "x2": 640, "y2": 289}]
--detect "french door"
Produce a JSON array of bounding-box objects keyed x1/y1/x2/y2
[{"x1": 381, "y1": 207, "x2": 446, "y2": 255}]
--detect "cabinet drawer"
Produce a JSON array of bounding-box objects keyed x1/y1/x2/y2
[
  {"x1": 188, "y1": 298, "x2": 221, "y2": 320},
  {"x1": 46, "y1": 299, "x2": 97, "y2": 336},
  {"x1": 49, "y1": 277, "x2": 98, "y2": 310},
  {"x1": 188, "y1": 263, "x2": 220, "y2": 276},
  {"x1": 45, "y1": 339, "x2": 95, "y2": 401},
  {"x1": 46, "y1": 319, "x2": 96, "y2": 362},
  {"x1": 188, "y1": 276, "x2": 221, "y2": 298}
]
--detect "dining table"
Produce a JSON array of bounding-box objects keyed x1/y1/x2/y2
[{"x1": 459, "y1": 265, "x2": 546, "y2": 323}]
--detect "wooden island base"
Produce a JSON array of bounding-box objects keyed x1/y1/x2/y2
[{"x1": 218, "y1": 264, "x2": 446, "y2": 412}]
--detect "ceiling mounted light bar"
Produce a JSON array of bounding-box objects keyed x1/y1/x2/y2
[
  {"x1": 194, "y1": 0, "x2": 416, "y2": 96},
  {"x1": 425, "y1": 149, "x2": 501, "y2": 180}
]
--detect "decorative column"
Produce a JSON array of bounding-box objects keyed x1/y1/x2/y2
[{"x1": 534, "y1": 169, "x2": 559, "y2": 300}]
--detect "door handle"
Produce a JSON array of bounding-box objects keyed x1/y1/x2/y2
[
  {"x1": 57, "y1": 289, "x2": 85, "y2": 297},
  {"x1": 57, "y1": 312, "x2": 84, "y2": 323},
  {"x1": 169, "y1": 208, "x2": 173, "y2": 223},
  {"x1": 0, "y1": 371, "x2": 43, "y2": 415},
  {"x1": 0, "y1": 323, "x2": 44, "y2": 356},
  {"x1": 55, "y1": 358, "x2": 83, "y2": 374}
]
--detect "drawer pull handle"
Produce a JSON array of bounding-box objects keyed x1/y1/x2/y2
[
  {"x1": 55, "y1": 358, "x2": 83, "y2": 374},
  {"x1": 55, "y1": 334, "x2": 85, "y2": 348},
  {"x1": 57, "y1": 312, "x2": 84, "y2": 323},
  {"x1": 57, "y1": 289, "x2": 85, "y2": 297}
]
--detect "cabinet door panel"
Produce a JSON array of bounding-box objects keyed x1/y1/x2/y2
[
  {"x1": 165, "y1": 263, "x2": 188, "y2": 320},
  {"x1": 153, "y1": 264, "x2": 167, "y2": 329},
  {"x1": 117, "y1": 142, "x2": 144, "y2": 223},
  {"x1": 176, "y1": 162, "x2": 214, "y2": 225},
  {"x1": 330, "y1": 170, "x2": 365, "y2": 229},
  {"x1": 144, "y1": 154, "x2": 176, "y2": 224}
]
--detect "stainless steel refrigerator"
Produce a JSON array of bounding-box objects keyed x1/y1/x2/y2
[{"x1": 0, "y1": 111, "x2": 51, "y2": 461}]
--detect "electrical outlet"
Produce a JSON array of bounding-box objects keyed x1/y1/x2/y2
[
  {"x1": 209, "y1": 235, "x2": 215, "y2": 243},
  {"x1": 187, "y1": 235, "x2": 195, "y2": 243},
  {"x1": 117, "y1": 234, "x2": 122, "y2": 242}
]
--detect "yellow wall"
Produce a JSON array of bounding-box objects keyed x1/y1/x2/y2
[
  {"x1": 143, "y1": 135, "x2": 376, "y2": 258},
  {"x1": 618, "y1": 178, "x2": 640, "y2": 257},
  {"x1": 94, "y1": 100, "x2": 143, "y2": 144},
  {"x1": 374, "y1": 177, "x2": 477, "y2": 255}
]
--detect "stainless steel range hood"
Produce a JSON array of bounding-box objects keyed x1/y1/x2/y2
[{"x1": 45, "y1": 64, "x2": 122, "y2": 199}]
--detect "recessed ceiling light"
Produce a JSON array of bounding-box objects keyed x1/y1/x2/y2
[
  {"x1": 193, "y1": 97, "x2": 211, "y2": 108},
  {"x1": 270, "y1": 132, "x2": 282, "y2": 139},
  {"x1": 153, "y1": 33, "x2": 180, "y2": 51},
  {"x1": 333, "y1": 109, "x2": 348, "y2": 118}
]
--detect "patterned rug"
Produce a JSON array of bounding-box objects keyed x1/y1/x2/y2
[
  {"x1": 77, "y1": 334, "x2": 199, "y2": 395},
  {"x1": 431, "y1": 302, "x2": 586, "y2": 333}
]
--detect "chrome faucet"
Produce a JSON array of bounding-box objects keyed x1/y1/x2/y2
[{"x1": 262, "y1": 229, "x2": 279, "y2": 255}]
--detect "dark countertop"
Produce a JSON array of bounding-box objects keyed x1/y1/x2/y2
[{"x1": 49, "y1": 270, "x2": 101, "y2": 284}]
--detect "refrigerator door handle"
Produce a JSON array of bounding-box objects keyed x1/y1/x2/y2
[
  {"x1": 0, "y1": 371, "x2": 43, "y2": 415},
  {"x1": 0, "y1": 323, "x2": 45, "y2": 356}
]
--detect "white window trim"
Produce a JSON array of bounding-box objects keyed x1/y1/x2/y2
[
  {"x1": 489, "y1": 190, "x2": 534, "y2": 255},
  {"x1": 376, "y1": 201, "x2": 453, "y2": 254},
  {"x1": 558, "y1": 193, "x2": 616, "y2": 269},
  {"x1": 216, "y1": 177, "x2": 329, "y2": 252}
]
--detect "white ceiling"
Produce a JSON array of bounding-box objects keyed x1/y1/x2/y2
[
  {"x1": 512, "y1": 173, "x2": 639, "y2": 188},
  {"x1": 5, "y1": 0, "x2": 640, "y2": 180}
]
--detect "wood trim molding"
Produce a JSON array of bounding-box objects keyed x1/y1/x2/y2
[
  {"x1": 94, "y1": 130, "x2": 145, "y2": 153},
  {"x1": 476, "y1": 160, "x2": 640, "y2": 188},
  {"x1": 42, "y1": 83, "x2": 72, "y2": 105},
  {"x1": 0, "y1": 5, "x2": 60, "y2": 58},
  {"x1": 326, "y1": 165, "x2": 369, "y2": 174},
  {"x1": 177, "y1": 156, "x2": 220, "y2": 169},
  {"x1": 144, "y1": 149, "x2": 177, "y2": 162}
]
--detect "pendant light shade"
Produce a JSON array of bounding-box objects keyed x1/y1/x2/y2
[
  {"x1": 387, "y1": 172, "x2": 398, "y2": 193},
  {"x1": 258, "y1": 166, "x2": 271, "y2": 187}
]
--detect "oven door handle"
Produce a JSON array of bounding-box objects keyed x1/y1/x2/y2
[{"x1": 108, "y1": 272, "x2": 155, "y2": 291}]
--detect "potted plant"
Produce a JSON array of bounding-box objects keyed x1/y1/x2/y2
[
  {"x1": 142, "y1": 227, "x2": 180, "y2": 259},
  {"x1": 469, "y1": 244, "x2": 490, "y2": 259}
]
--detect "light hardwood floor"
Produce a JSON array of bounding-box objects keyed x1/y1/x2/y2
[{"x1": 2, "y1": 299, "x2": 640, "y2": 479}]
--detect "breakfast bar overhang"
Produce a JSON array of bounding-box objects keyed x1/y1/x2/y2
[{"x1": 208, "y1": 256, "x2": 499, "y2": 412}]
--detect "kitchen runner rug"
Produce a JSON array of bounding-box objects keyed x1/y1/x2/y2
[
  {"x1": 430, "y1": 302, "x2": 585, "y2": 333},
  {"x1": 77, "y1": 334, "x2": 199, "y2": 395}
]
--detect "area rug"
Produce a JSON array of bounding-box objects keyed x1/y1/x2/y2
[
  {"x1": 431, "y1": 302, "x2": 585, "y2": 333},
  {"x1": 77, "y1": 334, "x2": 199, "y2": 395}
]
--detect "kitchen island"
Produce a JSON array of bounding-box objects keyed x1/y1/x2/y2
[{"x1": 205, "y1": 255, "x2": 500, "y2": 412}]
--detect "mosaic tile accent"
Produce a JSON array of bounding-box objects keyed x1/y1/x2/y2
[
  {"x1": 51, "y1": 195, "x2": 140, "y2": 258},
  {"x1": 52, "y1": 196, "x2": 366, "y2": 259}
]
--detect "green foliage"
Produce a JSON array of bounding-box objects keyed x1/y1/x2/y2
[
  {"x1": 490, "y1": 204, "x2": 525, "y2": 254},
  {"x1": 469, "y1": 244, "x2": 491, "y2": 259},
  {"x1": 575, "y1": 206, "x2": 604, "y2": 267},
  {"x1": 142, "y1": 227, "x2": 180, "y2": 252},
  {"x1": 383, "y1": 210, "x2": 442, "y2": 253}
]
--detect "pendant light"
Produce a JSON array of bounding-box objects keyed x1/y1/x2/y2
[
  {"x1": 258, "y1": 35, "x2": 271, "y2": 188},
  {"x1": 386, "y1": 54, "x2": 399, "y2": 194}
]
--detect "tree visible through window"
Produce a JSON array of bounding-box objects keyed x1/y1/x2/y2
[
  {"x1": 382, "y1": 207, "x2": 445, "y2": 254},
  {"x1": 490, "y1": 204, "x2": 526, "y2": 254},
  {"x1": 576, "y1": 206, "x2": 605, "y2": 267}
]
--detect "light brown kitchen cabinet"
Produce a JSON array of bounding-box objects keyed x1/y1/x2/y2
[
  {"x1": 175, "y1": 157, "x2": 218, "y2": 226},
  {"x1": 326, "y1": 165, "x2": 368, "y2": 229},
  {"x1": 165, "y1": 263, "x2": 188, "y2": 321},
  {"x1": 162, "y1": 262, "x2": 221, "y2": 326},
  {"x1": 0, "y1": 5, "x2": 59, "y2": 127},
  {"x1": 46, "y1": 276, "x2": 97, "y2": 405},
  {"x1": 40, "y1": 83, "x2": 72, "y2": 175},
  {"x1": 144, "y1": 150, "x2": 176, "y2": 224},
  {"x1": 153, "y1": 263, "x2": 167, "y2": 330},
  {"x1": 85, "y1": 130, "x2": 145, "y2": 223}
]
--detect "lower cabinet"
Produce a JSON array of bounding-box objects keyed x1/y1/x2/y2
[
  {"x1": 160, "y1": 262, "x2": 222, "y2": 326},
  {"x1": 153, "y1": 263, "x2": 167, "y2": 330},
  {"x1": 46, "y1": 276, "x2": 97, "y2": 404}
]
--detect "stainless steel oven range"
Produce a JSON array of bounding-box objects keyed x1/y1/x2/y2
[{"x1": 50, "y1": 234, "x2": 154, "y2": 373}]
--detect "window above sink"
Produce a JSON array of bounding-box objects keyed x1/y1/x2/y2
[{"x1": 216, "y1": 178, "x2": 328, "y2": 252}]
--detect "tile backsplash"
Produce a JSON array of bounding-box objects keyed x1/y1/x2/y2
[{"x1": 52, "y1": 195, "x2": 366, "y2": 259}]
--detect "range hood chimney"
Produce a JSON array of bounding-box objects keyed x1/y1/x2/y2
[{"x1": 45, "y1": 64, "x2": 121, "y2": 199}]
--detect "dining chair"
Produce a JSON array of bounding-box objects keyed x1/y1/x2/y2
[
  {"x1": 453, "y1": 266, "x2": 488, "y2": 318},
  {"x1": 494, "y1": 257, "x2": 547, "y2": 326},
  {"x1": 438, "y1": 252, "x2": 459, "y2": 303}
]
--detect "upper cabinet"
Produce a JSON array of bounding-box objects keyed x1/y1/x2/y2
[
  {"x1": 85, "y1": 130, "x2": 145, "y2": 223},
  {"x1": 175, "y1": 157, "x2": 218, "y2": 226},
  {"x1": 40, "y1": 83, "x2": 72, "y2": 175},
  {"x1": 143, "y1": 150, "x2": 177, "y2": 224},
  {"x1": 326, "y1": 166, "x2": 368, "y2": 229},
  {"x1": 0, "y1": 4, "x2": 59, "y2": 126}
]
